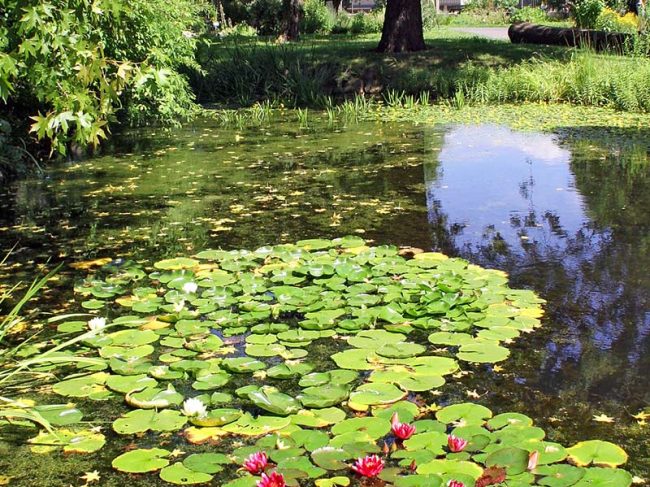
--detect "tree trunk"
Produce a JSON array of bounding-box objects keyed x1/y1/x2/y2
[
  {"x1": 283, "y1": 0, "x2": 302, "y2": 41},
  {"x1": 508, "y1": 22, "x2": 631, "y2": 52},
  {"x1": 377, "y1": 0, "x2": 426, "y2": 52},
  {"x1": 332, "y1": 0, "x2": 342, "y2": 13}
]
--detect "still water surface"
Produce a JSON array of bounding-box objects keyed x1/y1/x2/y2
[{"x1": 1, "y1": 117, "x2": 648, "y2": 482}]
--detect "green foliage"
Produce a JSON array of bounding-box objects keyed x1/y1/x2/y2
[
  {"x1": 350, "y1": 10, "x2": 385, "y2": 34},
  {"x1": 302, "y1": 0, "x2": 335, "y2": 34},
  {"x1": 573, "y1": 0, "x2": 605, "y2": 27},
  {"x1": 595, "y1": 8, "x2": 639, "y2": 32},
  {"x1": 0, "y1": 0, "x2": 204, "y2": 155},
  {"x1": 247, "y1": 0, "x2": 284, "y2": 35},
  {"x1": 510, "y1": 6, "x2": 549, "y2": 23}
]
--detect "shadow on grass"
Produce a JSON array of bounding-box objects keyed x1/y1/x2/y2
[{"x1": 191, "y1": 31, "x2": 574, "y2": 105}]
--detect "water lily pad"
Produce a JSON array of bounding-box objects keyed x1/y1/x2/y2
[
  {"x1": 457, "y1": 342, "x2": 510, "y2": 363},
  {"x1": 566, "y1": 440, "x2": 628, "y2": 467},
  {"x1": 290, "y1": 408, "x2": 347, "y2": 428},
  {"x1": 416, "y1": 459, "x2": 483, "y2": 479},
  {"x1": 376, "y1": 342, "x2": 426, "y2": 359},
  {"x1": 535, "y1": 465, "x2": 586, "y2": 486},
  {"x1": 222, "y1": 414, "x2": 291, "y2": 436},
  {"x1": 485, "y1": 446, "x2": 529, "y2": 475},
  {"x1": 105, "y1": 374, "x2": 158, "y2": 393},
  {"x1": 159, "y1": 463, "x2": 213, "y2": 485},
  {"x1": 113, "y1": 409, "x2": 187, "y2": 434},
  {"x1": 33, "y1": 404, "x2": 84, "y2": 426},
  {"x1": 311, "y1": 447, "x2": 351, "y2": 470},
  {"x1": 268, "y1": 361, "x2": 314, "y2": 379},
  {"x1": 183, "y1": 453, "x2": 230, "y2": 474},
  {"x1": 436, "y1": 403, "x2": 493, "y2": 426},
  {"x1": 154, "y1": 258, "x2": 199, "y2": 270},
  {"x1": 349, "y1": 382, "x2": 407, "y2": 406},
  {"x1": 248, "y1": 386, "x2": 301, "y2": 416},
  {"x1": 112, "y1": 448, "x2": 171, "y2": 473},
  {"x1": 299, "y1": 384, "x2": 351, "y2": 408},
  {"x1": 573, "y1": 467, "x2": 632, "y2": 486},
  {"x1": 222, "y1": 357, "x2": 267, "y2": 373},
  {"x1": 331, "y1": 417, "x2": 391, "y2": 439}
]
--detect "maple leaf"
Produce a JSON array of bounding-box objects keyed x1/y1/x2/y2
[
  {"x1": 592, "y1": 414, "x2": 615, "y2": 423},
  {"x1": 80, "y1": 471, "x2": 101, "y2": 484}
]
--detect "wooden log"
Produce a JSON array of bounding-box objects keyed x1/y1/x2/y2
[{"x1": 508, "y1": 22, "x2": 632, "y2": 52}]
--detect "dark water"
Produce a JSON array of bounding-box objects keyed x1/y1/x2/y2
[{"x1": 1, "y1": 116, "x2": 649, "y2": 481}]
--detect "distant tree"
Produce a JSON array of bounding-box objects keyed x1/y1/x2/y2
[{"x1": 377, "y1": 0, "x2": 426, "y2": 52}]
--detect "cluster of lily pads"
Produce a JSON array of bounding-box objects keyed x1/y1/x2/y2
[{"x1": 13, "y1": 237, "x2": 632, "y2": 486}]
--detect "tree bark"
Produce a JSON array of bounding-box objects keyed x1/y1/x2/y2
[
  {"x1": 283, "y1": 0, "x2": 302, "y2": 41},
  {"x1": 377, "y1": 0, "x2": 426, "y2": 52}
]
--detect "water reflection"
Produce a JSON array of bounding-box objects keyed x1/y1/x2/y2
[{"x1": 424, "y1": 125, "x2": 650, "y2": 409}]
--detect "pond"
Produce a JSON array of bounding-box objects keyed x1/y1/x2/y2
[{"x1": 0, "y1": 116, "x2": 648, "y2": 485}]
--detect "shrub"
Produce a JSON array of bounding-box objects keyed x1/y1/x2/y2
[
  {"x1": 219, "y1": 23, "x2": 259, "y2": 37},
  {"x1": 510, "y1": 6, "x2": 549, "y2": 23},
  {"x1": 302, "y1": 0, "x2": 335, "y2": 34},
  {"x1": 350, "y1": 11, "x2": 384, "y2": 34},
  {"x1": 595, "y1": 7, "x2": 638, "y2": 32},
  {"x1": 574, "y1": 0, "x2": 605, "y2": 28},
  {"x1": 0, "y1": 0, "x2": 205, "y2": 155},
  {"x1": 332, "y1": 12, "x2": 354, "y2": 33}
]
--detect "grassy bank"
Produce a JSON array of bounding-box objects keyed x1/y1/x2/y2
[{"x1": 193, "y1": 29, "x2": 650, "y2": 113}]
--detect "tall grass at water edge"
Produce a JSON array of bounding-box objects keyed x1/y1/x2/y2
[{"x1": 195, "y1": 38, "x2": 650, "y2": 114}]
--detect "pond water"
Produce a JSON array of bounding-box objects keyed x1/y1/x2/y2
[{"x1": 0, "y1": 116, "x2": 648, "y2": 484}]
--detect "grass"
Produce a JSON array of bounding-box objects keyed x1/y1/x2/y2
[{"x1": 192, "y1": 27, "x2": 650, "y2": 114}]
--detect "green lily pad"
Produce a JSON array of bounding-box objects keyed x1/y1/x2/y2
[
  {"x1": 183, "y1": 453, "x2": 230, "y2": 474},
  {"x1": 535, "y1": 465, "x2": 586, "y2": 486},
  {"x1": 248, "y1": 386, "x2": 301, "y2": 416},
  {"x1": 566, "y1": 440, "x2": 628, "y2": 467},
  {"x1": 349, "y1": 382, "x2": 407, "y2": 407},
  {"x1": 159, "y1": 463, "x2": 213, "y2": 485},
  {"x1": 112, "y1": 448, "x2": 171, "y2": 473},
  {"x1": 113, "y1": 409, "x2": 187, "y2": 434},
  {"x1": 435, "y1": 403, "x2": 493, "y2": 426}
]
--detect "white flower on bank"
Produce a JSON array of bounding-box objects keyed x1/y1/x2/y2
[
  {"x1": 181, "y1": 398, "x2": 207, "y2": 418},
  {"x1": 183, "y1": 282, "x2": 198, "y2": 294},
  {"x1": 87, "y1": 317, "x2": 106, "y2": 333}
]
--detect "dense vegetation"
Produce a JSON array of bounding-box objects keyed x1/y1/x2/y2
[
  {"x1": 1, "y1": 0, "x2": 648, "y2": 179},
  {"x1": 0, "y1": 0, "x2": 206, "y2": 177}
]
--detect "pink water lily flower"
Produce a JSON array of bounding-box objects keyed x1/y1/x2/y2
[
  {"x1": 351, "y1": 454, "x2": 385, "y2": 478},
  {"x1": 243, "y1": 451, "x2": 268, "y2": 475},
  {"x1": 391, "y1": 412, "x2": 417, "y2": 440},
  {"x1": 256, "y1": 472, "x2": 285, "y2": 487},
  {"x1": 447, "y1": 434, "x2": 468, "y2": 452},
  {"x1": 447, "y1": 481, "x2": 465, "y2": 487},
  {"x1": 528, "y1": 450, "x2": 540, "y2": 470}
]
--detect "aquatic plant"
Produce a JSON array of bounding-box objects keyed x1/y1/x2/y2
[
  {"x1": 243, "y1": 451, "x2": 269, "y2": 474},
  {"x1": 0, "y1": 239, "x2": 634, "y2": 486},
  {"x1": 351, "y1": 454, "x2": 385, "y2": 477},
  {"x1": 391, "y1": 413, "x2": 416, "y2": 441}
]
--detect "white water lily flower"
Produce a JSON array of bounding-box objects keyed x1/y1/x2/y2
[
  {"x1": 87, "y1": 317, "x2": 106, "y2": 333},
  {"x1": 181, "y1": 398, "x2": 207, "y2": 418},
  {"x1": 183, "y1": 282, "x2": 198, "y2": 294},
  {"x1": 173, "y1": 300, "x2": 186, "y2": 313}
]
